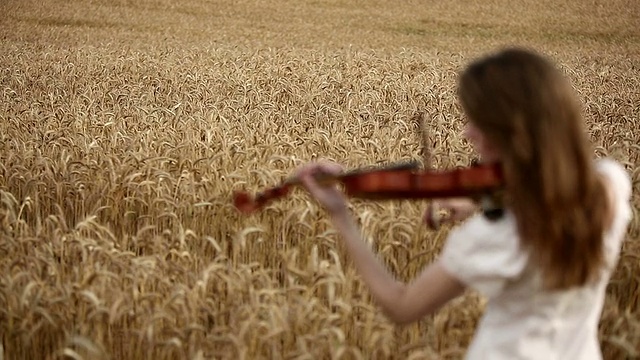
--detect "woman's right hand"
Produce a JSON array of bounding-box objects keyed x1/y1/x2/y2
[{"x1": 423, "y1": 197, "x2": 478, "y2": 229}]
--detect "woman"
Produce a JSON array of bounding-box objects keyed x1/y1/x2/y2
[{"x1": 294, "y1": 48, "x2": 632, "y2": 359}]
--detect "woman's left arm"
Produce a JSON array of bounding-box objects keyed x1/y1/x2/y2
[
  {"x1": 297, "y1": 160, "x2": 466, "y2": 324},
  {"x1": 329, "y1": 208, "x2": 466, "y2": 324}
]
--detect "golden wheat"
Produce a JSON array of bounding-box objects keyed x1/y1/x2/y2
[{"x1": 0, "y1": 0, "x2": 638, "y2": 359}]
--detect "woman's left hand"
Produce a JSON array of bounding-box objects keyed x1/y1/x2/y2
[{"x1": 294, "y1": 161, "x2": 349, "y2": 214}]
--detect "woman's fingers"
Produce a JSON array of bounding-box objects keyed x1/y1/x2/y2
[
  {"x1": 294, "y1": 161, "x2": 343, "y2": 181},
  {"x1": 315, "y1": 161, "x2": 344, "y2": 176},
  {"x1": 424, "y1": 202, "x2": 442, "y2": 230},
  {"x1": 423, "y1": 200, "x2": 453, "y2": 230},
  {"x1": 295, "y1": 161, "x2": 348, "y2": 213}
]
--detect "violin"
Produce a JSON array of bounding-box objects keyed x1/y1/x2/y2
[{"x1": 232, "y1": 160, "x2": 506, "y2": 222}]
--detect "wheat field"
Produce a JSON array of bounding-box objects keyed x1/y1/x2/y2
[{"x1": 0, "y1": 0, "x2": 638, "y2": 359}]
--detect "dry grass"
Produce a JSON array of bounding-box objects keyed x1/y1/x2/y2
[{"x1": 0, "y1": 0, "x2": 638, "y2": 359}]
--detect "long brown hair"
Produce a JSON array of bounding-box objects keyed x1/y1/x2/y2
[{"x1": 458, "y1": 48, "x2": 610, "y2": 290}]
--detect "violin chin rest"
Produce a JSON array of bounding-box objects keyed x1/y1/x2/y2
[{"x1": 483, "y1": 208, "x2": 505, "y2": 221}]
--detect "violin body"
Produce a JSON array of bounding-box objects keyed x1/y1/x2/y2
[
  {"x1": 233, "y1": 162, "x2": 505, "y2": 216},
  {"x1": 339, "y1": 163, "x2": 503, "y2": 200}
]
